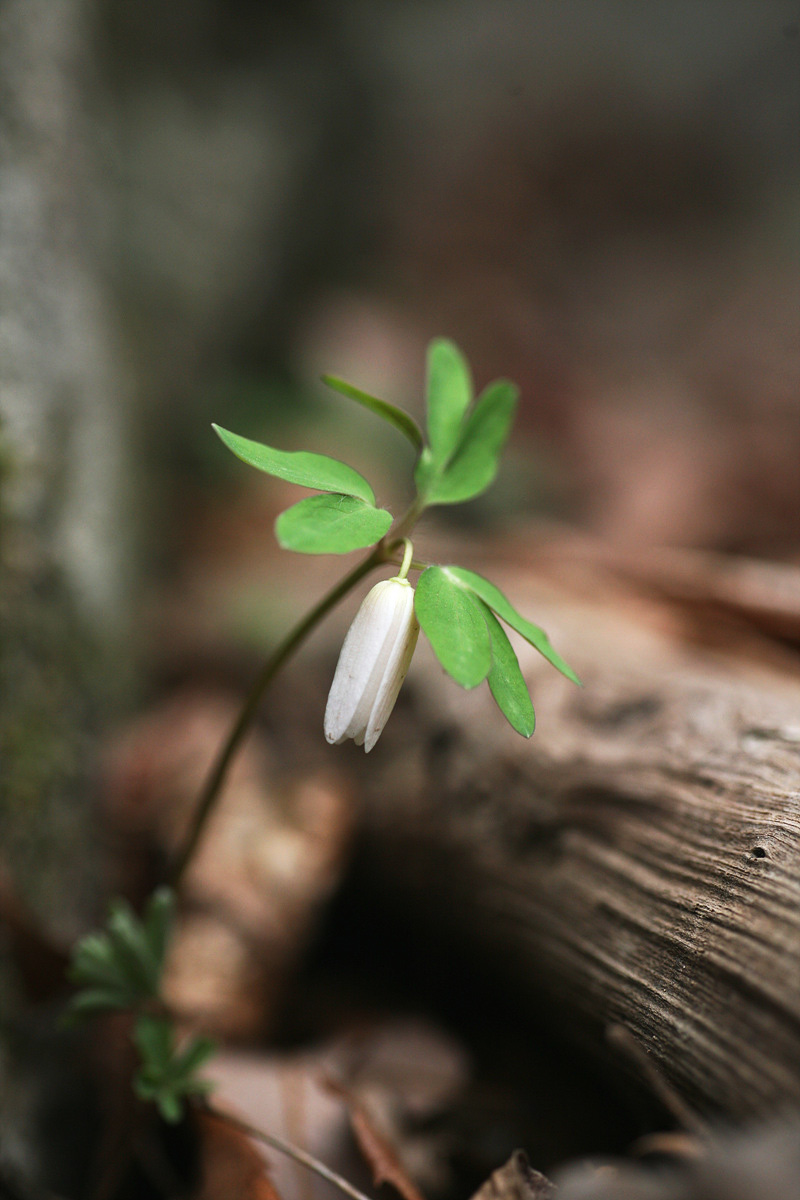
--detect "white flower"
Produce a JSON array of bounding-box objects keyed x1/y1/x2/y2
[{"x1": 324, "y1": 577, "x2": 419, "y2": 752}]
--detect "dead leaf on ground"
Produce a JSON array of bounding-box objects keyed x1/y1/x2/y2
[
  {"x1": 469, "y1": 1150, "x2": 554, "y2": 1200},
  {"x1": 324, "y1": 1077, "x2": 426, "y2": 1200},
  {"x1": 327, "y1": 1018, "x2": 470, "y2": 1196},
  {"x1": 207, "y1": 1045, "x2": 358, "y2": 1200},
  {"x1": 193, "y1": 1107, "x2": 283, "y2": 1200}
]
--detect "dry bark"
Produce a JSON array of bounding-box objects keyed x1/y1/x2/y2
[
  {"x1": 552, "y1": 1117, "x2": 800, "y2": 1200},
  {"x1": 353, "y1": 557, "x2": 800, "y2": 1120}
]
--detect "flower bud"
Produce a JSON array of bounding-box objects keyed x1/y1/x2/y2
[{"x1": 324, "y1": 577, "x2": 419, "y2": 752}]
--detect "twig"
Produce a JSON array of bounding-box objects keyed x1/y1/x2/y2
[{"x1": 204, "y1": 1105, "x2": 375, "y2": 1200}]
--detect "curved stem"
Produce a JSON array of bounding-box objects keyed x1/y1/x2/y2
[
  {"x1": 395, "y1": 539, "x2": 414, "y2": 580},
  {"x1": 168, "y1": 544, "x2": 385, "y2": 887}
]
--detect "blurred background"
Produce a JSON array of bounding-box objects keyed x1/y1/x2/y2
[
  {"x1": 7, "y1": 0, "x2": 799, "y2": 831},
  {"x1": 6, "y1": 0, "x2": 800, "y2": 611},
  {"x1": 1, "y1": 0, "x2": 800, "y2": 1194}
]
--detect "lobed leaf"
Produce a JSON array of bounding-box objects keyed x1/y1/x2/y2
[
  {"x1": 322, "y1": 375, "x2": 424, "y2": 452},
  {"x1": 155, "y1": 1091, "x2": 183, "y2": 1124},
  {"x1": 133, "y1": 1017, "x2": 216, "y2": 1124},
  {"x1": 70, "y1": 933, "x2": 120, "y2": 987},
  {"x1": 482, "y1": 606, "x2": 535, "y2": 737},
  {"x1": 67, "y1": 986, "x2": 133, "y2": 1018},
  {"x1": 213, "y1": 425, "x2": 376, "y2": 504},
  {"x1": 424, "y1": 339, "x2": 472, "y2": 466},
  {"x1": 107, "y1": 900, "x2": 160, "y2": 995},
  {"x1": 275, "y1": 494, "x2": 393, "y2": 554},
  {"x1": 444, "y1": 566, "x2": 581, "y2": 685},
  {"x1": 69, "y1": 897, "x2": 165, "y2": 1016},
  {"x1": 414, "y1": 566, "x2": 491, "y2": 689},
  {"x1": 134, "y1": 1015, "x2": 174, "y2": 1067},
  {"x1": 425, "y1": 380, "x2": 518, "y2": 505},
  {"x1": 174, "y1": 1036, "x2": 217, "y2": 1082},
  {"x1": 143, "y1": 887, "x2": 174, "y2": 977}
]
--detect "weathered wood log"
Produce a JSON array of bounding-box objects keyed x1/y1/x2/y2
[
  {"x1": 353, "y1": 560, "x2": 800, "y2": 1119},
  {"x1": 552, "y1": 1117, "x2": 800, "y2": 1200}
]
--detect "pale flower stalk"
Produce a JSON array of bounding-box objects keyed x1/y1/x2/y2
[{"x1": 324, "y1": 576, "x2": 419, "y2": 752}]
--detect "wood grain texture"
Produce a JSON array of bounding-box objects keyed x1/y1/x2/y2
[{"x1": 355, "y1": 572, "x2": 800, "y2": 1118}]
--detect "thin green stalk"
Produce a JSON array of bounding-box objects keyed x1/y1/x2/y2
[
  {"x1": 168, "y1": 544, "x2": 385, "y2": 886},
  {"x1": 394, "y1": 539, "x2": 415, "y2": 580}
]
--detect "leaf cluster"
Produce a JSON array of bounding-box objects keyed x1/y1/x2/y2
[
  {"x1": 67, "y1": 888, "x2": 216, "y2": 1123},
  {"x1": 67, "y1": 888, "x2": 174, "y2": 1018},
  {"x1": 414, "y1": 339, "x2": 518, "y2": 506},
  {"x1": 415, "y1": 566, "x2": 580, "y2": 737},
  {"x1": 212, "y1": 338, "x2": 516, "y2": 557},
  {"x1": 213, "y1": 338, "x2": 579, "y2": 736},
  {"x1": 133, "y1": 1015, "x2": 216, "y2": 1123},
  {"x1": 212, "y1": 424, "x2": 393, "y2": 556}
]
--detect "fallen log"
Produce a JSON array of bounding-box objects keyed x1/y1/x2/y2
[{"x1": 353, "y1": 555, "x2": 800, "y2": 1119}]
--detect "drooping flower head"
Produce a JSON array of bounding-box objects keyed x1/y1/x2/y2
[{"x1": 324, "y1": 577, "x2": 419, "y2": 752}]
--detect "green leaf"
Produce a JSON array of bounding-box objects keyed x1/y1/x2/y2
[
  {"x1": 70, "y1": 933, "x2": 121, "y2": 987},
  {"x1": 444, "y1": 567, "x2": 581, "y2": 685},
  {"x1": 66, "y1": 987, "x2": 132, "y2": 1019},
  {"x1": 133, "y1": 1018, "x2": 216, "y2": 1124},
  {"x1": 482, "y1": 606, "x2": 535, "y2": 737},
  {"x1": 107, "y1": 900, "x2": 160, "y2": 995},
  {"x1": 213, "y1": 425, "x2": 376, "y2": 504},
  {"x1": 412, "y1": 446, "x2": 434, "y2": 494},
  {"x1": 68, "y1": 893, "x2": 174, "y2": 1024},
  {"x1": 133, "y1": 1073, "x2": 184, "y2": 1123},
  {"x1": 321, "y1": 375, "x2": 424, "y2": 452},
  {"x1": 174, "y1": 1036, "x2": 217, "y2": 1081},
  {"x1": 414, "y1": 566, "x2": 491, "y2": 688},
  {"x1": 275, "y1": 494, "x2": 393, "y2": 554},
  {"x1": 425, "y1": 339, "x2": 472, "y2": 466},
  {"x1": 155, "y1": 1091, "x2": 183, "y2": 1124},
  {"x1": 143, "y1": 888, "x2": 174, "y2": 977},
  {"x1": 134, "y1": 1015, "x2": 174, "y2": 1068},
  {"x1": 426, "y1": 380, "x2": 518, "y2": 505}
]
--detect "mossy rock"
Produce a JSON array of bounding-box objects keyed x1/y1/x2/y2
[{"x1": 0, "y1": 556, "x2": 112, "y2": 942}]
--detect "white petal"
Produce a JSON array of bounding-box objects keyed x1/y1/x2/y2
[
  {"x1": 324, "y1": 580, "x2": 411, "y2": 745},
  {"x1": 363, "y1": 599, "x2": 419, "y2": 752}
]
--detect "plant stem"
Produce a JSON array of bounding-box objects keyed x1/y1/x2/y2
[
  {"x1": 395, "y1": 539, "x2": 414, "y2": 580},
  {"x1": 169, "y1": 487, "x2": 429, "y2": 889},
  {"x1": 205, "y1": 1106, "x2": 375, "y2": 1200},
  {"x1": 168, "y1": 544, "x2": 385, "y2": 887},
  {"x1": 390, "y1": 495, "x2": 426, "y2": 544}
]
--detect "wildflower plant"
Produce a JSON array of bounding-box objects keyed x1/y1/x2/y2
[
  {"x1": 214, "y1": 338, "x2": 579, "y2": 745},
  {"x1": 67, "y1": 337, "x2": 579, "y2": 1131}
]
